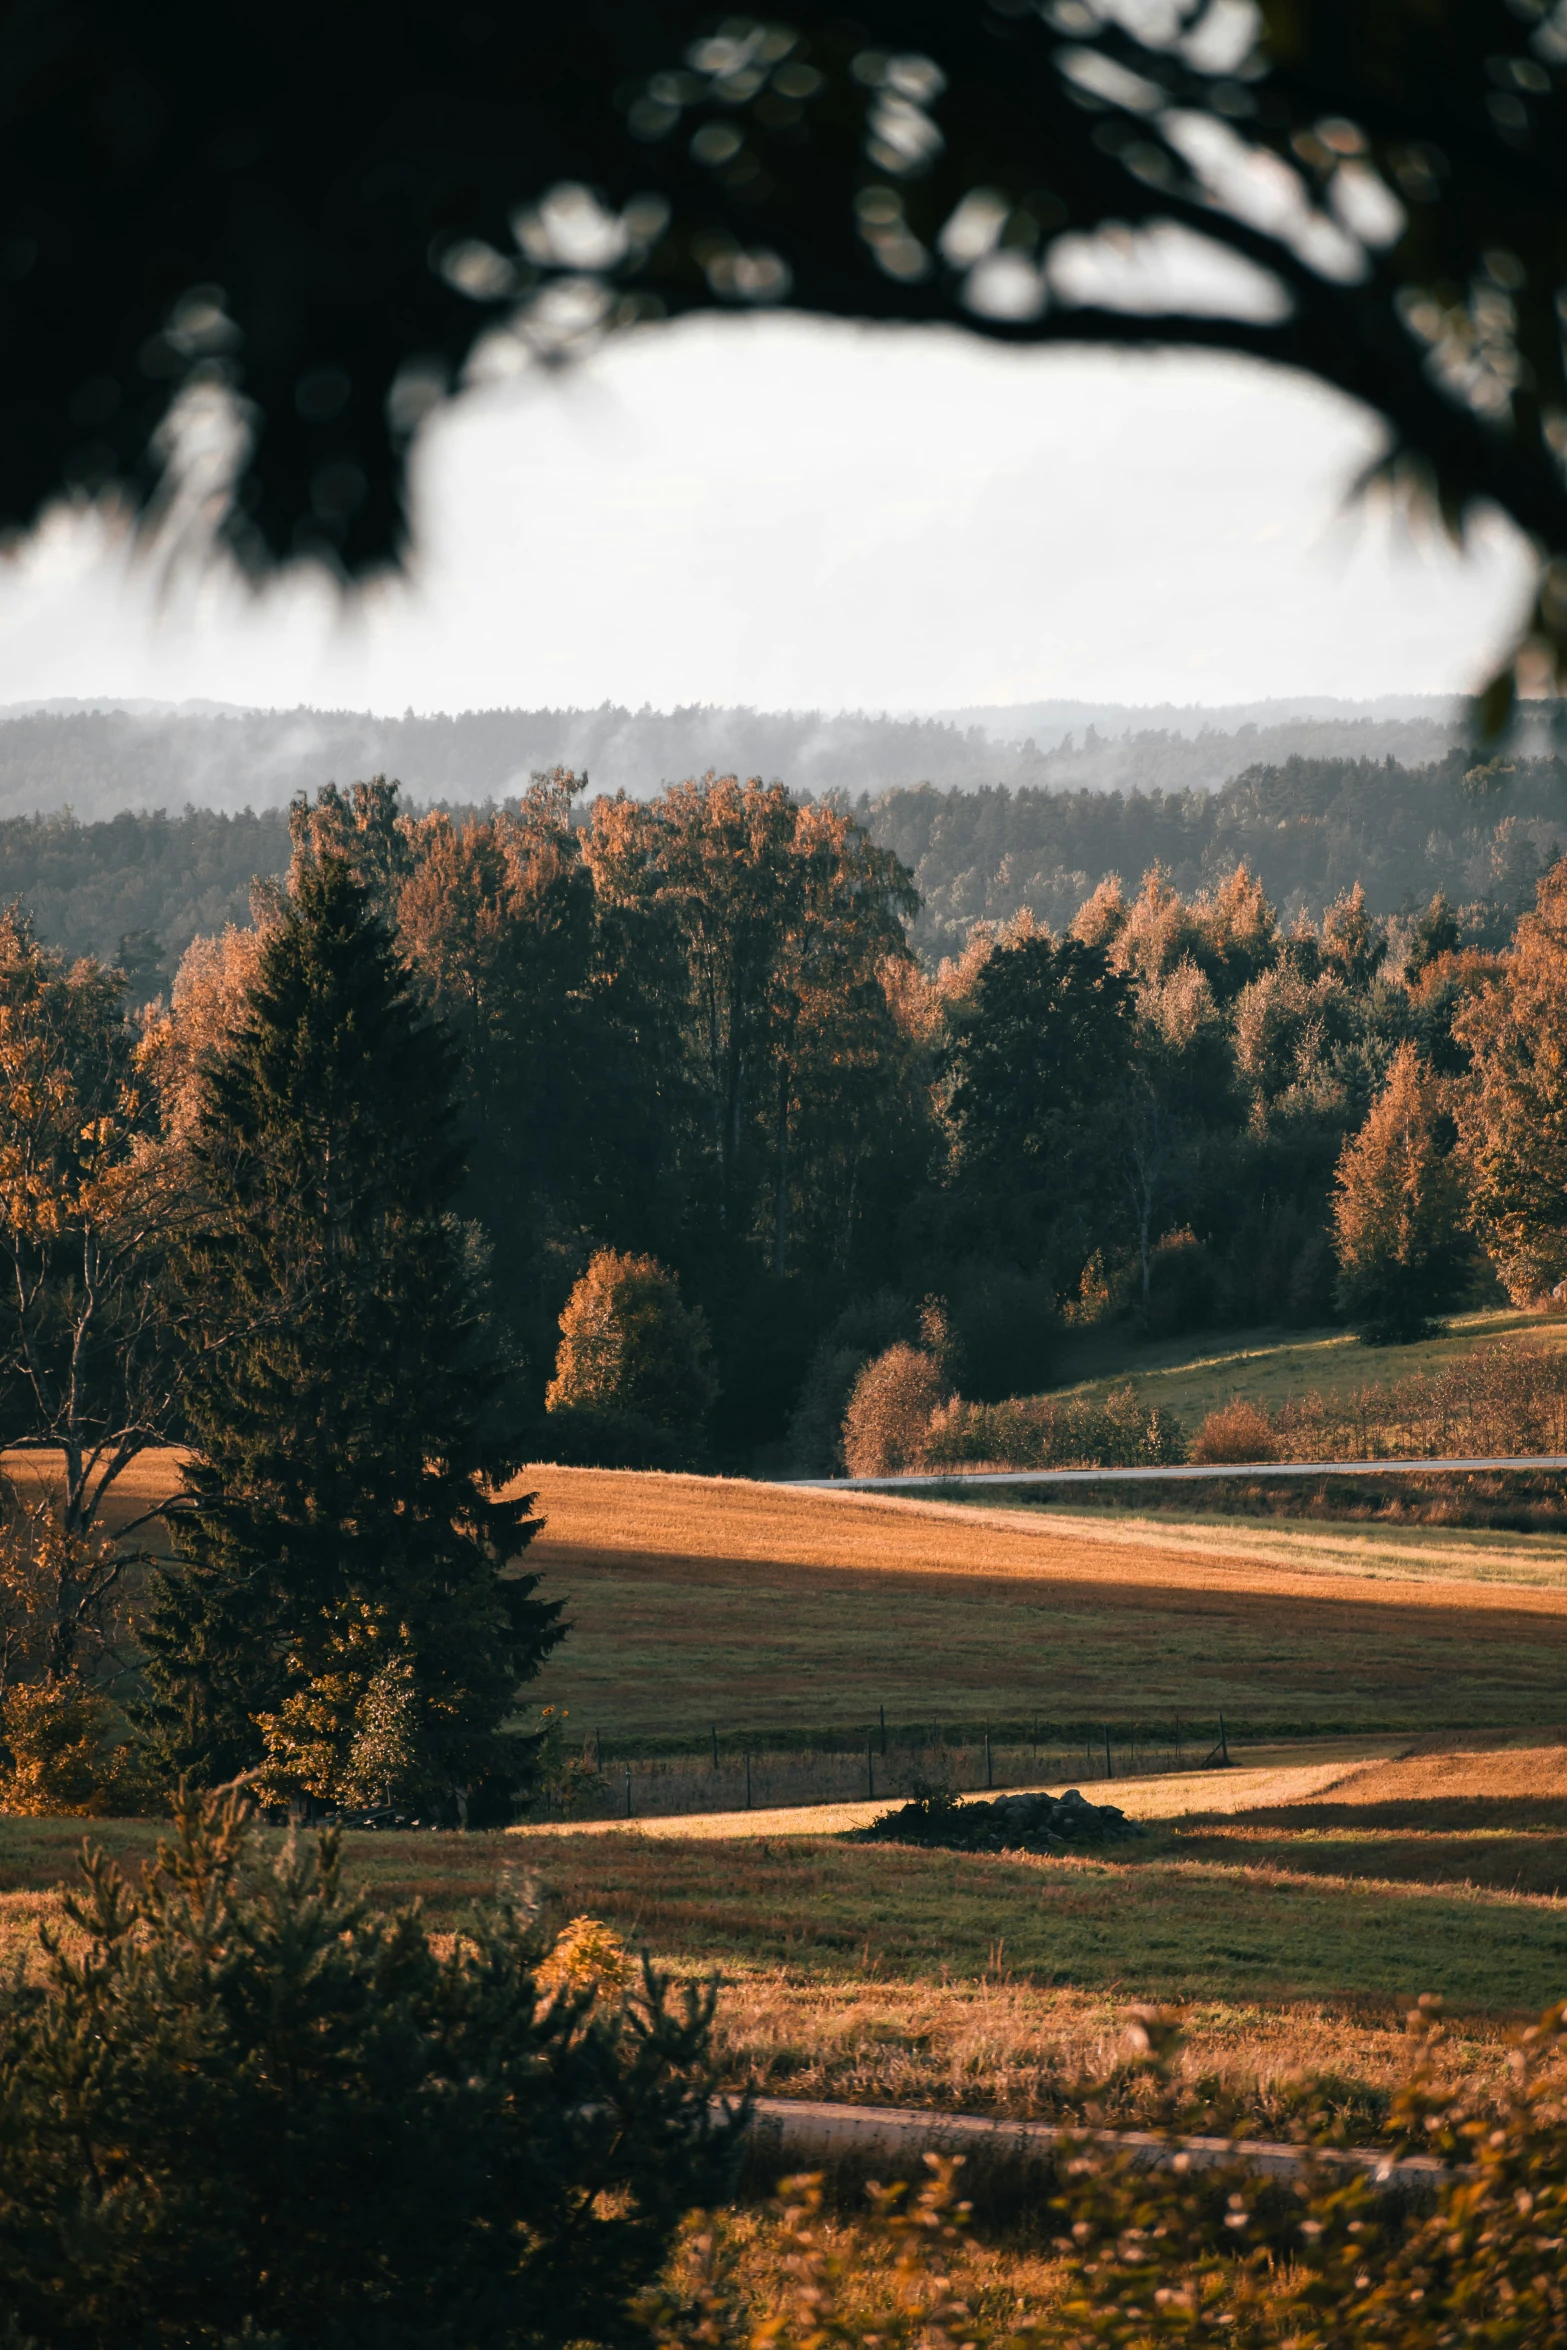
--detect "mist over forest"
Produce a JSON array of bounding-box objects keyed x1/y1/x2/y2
[
  {"x1": 6, "y1": 742, "x2": 1562, "y2": 982},
  {"x1": 1, "y1": 692, "x2": 1549, "y2": 825}
]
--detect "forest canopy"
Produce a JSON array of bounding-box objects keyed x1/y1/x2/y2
[
  {"x1": 3, "y1": 756, "x2": 1551, "y2": 1483},
  {"x1": 1, "y1": 743, "x2": 1561, "y2": 974}
]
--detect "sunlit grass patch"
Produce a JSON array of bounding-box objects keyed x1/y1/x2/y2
[{"x1": 512, "y1": 1467, "x2": 1567, "y2": 1744}]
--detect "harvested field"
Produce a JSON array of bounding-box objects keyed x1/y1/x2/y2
[
  {"x1": 1, "y1": 1448, "x2": 186, "y2": 1543},
  {"x1": 941, "y1": 1495, "x2": 1567, "y2": 1584},
  {"x1": 516, "y1": 1466, "x2": 1567, "y2": 1742}
]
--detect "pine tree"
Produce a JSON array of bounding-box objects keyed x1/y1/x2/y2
[
  {"x1": 0, "y1": 1786, "x2": 727, "y2": 2345},
  {"x1": 141, "y1": 851, "x2": 563, "y2": 1816}
]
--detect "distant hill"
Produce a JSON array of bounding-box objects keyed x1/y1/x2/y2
[
  {"x1": 4, "y1": 744, "x2": 1564, "y2": 984},
  {"x1": 870, "y1": 748, "x2": 1567, "y2": 955},
  {"x1": 0, "y1": 693, "x2": 1545, "y2": 820},
  {"x1": 930, "y1": 693, "x2": 1463, "y2": 746}
]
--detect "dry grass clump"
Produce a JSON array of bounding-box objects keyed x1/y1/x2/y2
[
  {"x1": 651, "y1": 2172, "x2": 1066, "y2": 2342},
  {"x1": 705, "y1": 1968, "x2": 1528, "y2": 2137},
  {"x1": 1190, "y1": 1401, "x2": 1279, "y2": 1465},
  {"x1": 536, "y1": 1913, "x2": 633, "y2": 1995}
]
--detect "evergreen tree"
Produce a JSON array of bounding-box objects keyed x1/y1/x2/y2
[
  {"x1": 0, "y1": 1785, "x2": 727, "y2": 2346},
  {"x1": 141, "y1": 852, "x2": 563, "y2": 1816}
]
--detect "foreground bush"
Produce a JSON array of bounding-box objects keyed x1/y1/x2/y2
[
  {"x1": 649, "y1": 2000, "x2": 1567, "y2": 2348},
  {"x1": 0, "y1": 1785, "x2": 730, "y2": 2348}
]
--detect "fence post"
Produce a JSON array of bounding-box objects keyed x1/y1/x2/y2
[
  {"x1": 867, "y1": 1742, "x2": 875, "y2": 1800},
  {"x1": 1032, "y1": 1714, "x2": 1038, "y2": 1759},
  {"x1": 745, "y1": 1751, "x2": 752, "y2": 1810},
  {"x1": 624, "y1": 1765, "x2": 632, "y2": 1819},
  {"x1": 711, "y1": 1724, "x2": 719, "y2": 1771},
  {"x1": 1103, "y1": 1724, "x2": 1112, "y2": 1780},
  {"x1": 1219, "y1": 1711, "x2": 1229, "y2": 1766},
  {"x1": 879, "y1": 1703, "x2": 887, "y2": 1756},
  {"x1": 594, "y1": 1728, "x2": 602, "y2": 1773},
  {"x1": 984, "y1": 1727, "x2": 993, "y2": 1788}
]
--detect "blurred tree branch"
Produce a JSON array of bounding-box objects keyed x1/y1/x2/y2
[{"x1": 3, "y1": 1, "x2": 1565, "y2": 718}]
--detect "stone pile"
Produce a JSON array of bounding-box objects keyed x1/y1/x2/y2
[{"x1": 863, "y1": 1785, "x2": 1145, "y2": 1854}]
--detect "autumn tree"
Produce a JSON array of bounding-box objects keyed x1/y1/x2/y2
[
  {"x1": 0, "y1": 1498, "x2": 150, "y2": 1815},
  {"x1": 1449, "y1": 857, "x2": 1567, "y2": 1304},
  {"x1": 841, "y1": 1339, "x2": 948, "y2": 1478},
  {"x1": 545, "y1": 1249, "x2": 715, "y2": 1462},
  {"x1": 397, "y1": 771, "x2": 686, "y2": 1370},
  {"x1": 141, "y1": 848, "x2": 563, "y2": 1816},
  {"x1": 585, "y1": 777, "x2": 918, "y2": 1267},
  {"x1": 0, "y1": 910, "x2": 179, "y2": 1535},
  {"x1": 1333, "y1": 1042, "x2": 1469, "y2": 1343}
]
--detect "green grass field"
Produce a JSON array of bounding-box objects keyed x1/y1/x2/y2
[
  {"x1": 3, "y1": 1739, "x2": 1563, "y2": 2136},
  {"x1": 1040, "y1": 1305, "x2": 1567, "y2": 1428}
]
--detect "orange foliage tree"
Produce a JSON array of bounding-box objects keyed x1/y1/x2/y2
[
  {"x1": 1333, "y1": 1041, "x2": 1468, "y2": 1342},
  {"x1": 547, "y1": 1249, "x2": 716, "y2": 1439},
  {"x1": 1455, "y1": 857, "x2": 1567, "y2": 1303},
  {"x1": 841, "y1": 1342, "x2": 948, "y2": 1478},
  {"x1": 0, "y1": 909, "x2": 179, "y2": 1535}
]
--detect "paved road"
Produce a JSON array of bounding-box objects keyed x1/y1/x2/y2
[{"x1": 789, "y1": 1454, "x2": 1567, "y2": 1493}]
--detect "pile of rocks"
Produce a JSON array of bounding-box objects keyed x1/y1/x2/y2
[{"x1": 862, "y1": 1785, "x2": 1145, "y2": 1854}]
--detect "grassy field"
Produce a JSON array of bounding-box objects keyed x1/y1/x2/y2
[
  {"x1": 1, "y1": 1740, "x2": 1563, "y2": 2140},
  {"x1": 1041, "y1": 1304, "x2": 1567, "y2": 1428},
  {"x1": 514, "y1": 1467, "x2": 1567, "y2": 1746}
]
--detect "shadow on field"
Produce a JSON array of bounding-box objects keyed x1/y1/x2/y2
[
  {"x1": 1171, "y1": 1822, "x2": 1567, "y2": 1897},
  {"x1": 1195, "y1": 1788, "x2": 1567, "y2": 1833}
]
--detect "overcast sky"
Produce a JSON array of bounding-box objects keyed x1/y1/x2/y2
[{"x1": 0, "y1": 314, "x2": 1534, "y2": 717}]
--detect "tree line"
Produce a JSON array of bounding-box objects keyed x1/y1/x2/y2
[
  {"x1": 871, "y1": 748, "x2": 1567, "y2": 954},
  {"x1": 3, "y1": 766, "x2": 1567, "y2": 1812},
  {"x1": 2, "y1": 743, "x2": 1562, "y2": 989}
]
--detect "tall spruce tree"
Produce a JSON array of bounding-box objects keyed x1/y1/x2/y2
[{"x1": 141, "y1": 852, "x2": 562, "y2": 1818}]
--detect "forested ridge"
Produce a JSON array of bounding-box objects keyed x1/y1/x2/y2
[
  {"x1": 6, "y1": 746, "x2": 1565, "y2": 981},
  {"x1": 870, "y1": 748, "x2": 1567, "y2": 952}
]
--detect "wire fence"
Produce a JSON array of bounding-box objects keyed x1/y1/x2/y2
[{"x1": 526, "y1": 1716, "x2": 1231, "y2": 1824}]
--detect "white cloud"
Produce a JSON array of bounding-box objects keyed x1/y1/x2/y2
[{"x1": 0, "y1": 315, "x2": 1533, "y2": 715}]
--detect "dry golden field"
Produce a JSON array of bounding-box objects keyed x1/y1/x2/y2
[
  {"x1": 1, "y1": 1455, "x2": 1563, "y2": 2139},
  {"x1": 513, "y1": 1465, "x2": 1567, "y2": 1742}
]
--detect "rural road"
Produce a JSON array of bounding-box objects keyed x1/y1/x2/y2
[
  {"x1": 789, "y1": 1455, "x2": 1567, "y2": 1492},
  {"x1": 736, "y1": 2094, "x2": 1447, "y2": 2201}
]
